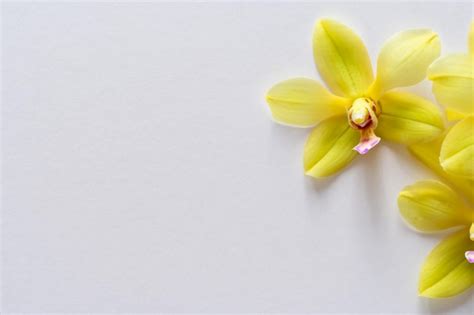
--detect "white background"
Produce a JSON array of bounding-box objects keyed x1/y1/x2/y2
[{"x1": 2, "y1": 1, "x2": 473, "y2": 313}]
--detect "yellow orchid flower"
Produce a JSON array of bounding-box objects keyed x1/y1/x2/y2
[
  {"x1": 409, "y1": 132, "x2": 474, "y2": 204},
  {"x1": 398, "y1": 180, "x2": 474, "y2": 298},
  {"x1": 265, "y1": 19, "x2": 444, "y2": 178},
  {"x1": 406, "y1": 131, "x2": 474, "y2": 298},
  {"x1": 427, "y1": 21, "x2": 474, "y2": 179}
]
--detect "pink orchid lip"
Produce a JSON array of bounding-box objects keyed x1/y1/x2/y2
[
  {"x1": 353, "y1": 136, "x2": 381, "y2": 155},
  {"x1": 465, "y1": 251, "x2": 474, "y2": 263}
]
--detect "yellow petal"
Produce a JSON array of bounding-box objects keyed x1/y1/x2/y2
[
  {"x1": 265, "y1": 78, "x2": 348, "y2": 127},
  {"x1": 409, "y1": 133, "x2": 474, "y2": 204},
  {"x1": 446, "y1": 108, "x2": 467, "y2": 121},
  {"x1": 440, "y1": 116, "x2": 474, "y2": 179},
  {"x1": 428, "y1": 54, "x2": 474, "y2": 116},
  {"x1": 370, "y1": 29, "x2": 440, "y2": 96},
  {"x1": 376, "y1": 91, "x2": 444, "y2": 144},
  {"x1": 429, "y1": 54, "x2": 473, "y2": 79},
  {"x1": 313, "y1": 19, "x2": 373, "y2": 98},
  {"x1": 432, "y1": 80, "x2": 474, "y2": 118},
  {"x1": 398, "y1": 180, "x2": 472, "y2": 232},
  {"x1": 304, "y1": 115, "x2": 359, "y2": 178},
  {"x1": 419, "y1": 228, "x2": 474, "y2": 298}
]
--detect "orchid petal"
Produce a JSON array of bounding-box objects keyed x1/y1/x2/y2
[
  {"x1": 376, "y1": 92, "x2": 444, "y2": 144},
  {"x1": 409, "y1": 133, "x2": 474, "y2": 204},
  {"x1": 440, "y1": 116, "x2": 474, "y2": 179},
  {"x1": 370, "y1": 29, "x2": 440, "y2": 96},
  {"x1": 265, "y1": 78, "x2": 348, "y2": 127},
  {"x1": 398, "y1": 180, "x2": 472, "y2": 232},
  {"x1": 446, "y1": 108, "x2": 467, "y2": 121},
  {"x1": 313, "y1": 19, "x2": 373, "y2": 98},
  {"x1": 428, "y1": 54, "x2": 474, "y2": 117},
  {"x1": 304, "y1": 115, "x2": 359, "y2": 178},
  {"x1": 419, "y1": 229, "x2": 474, "y2": 298}
]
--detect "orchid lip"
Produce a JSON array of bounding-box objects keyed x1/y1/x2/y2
[
  {"x1": 354, "y1": 136, "x2": 381, "y2": 154},
  {"x1": 348, "y1": 98, "x2": 381, "y2": 155},
  {"x1": 465, "y1": 251, "x2": 474, "y2": 263}
]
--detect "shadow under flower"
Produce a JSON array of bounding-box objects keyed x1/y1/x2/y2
[{"x1": 420, "y1": 288, "x2": 474, "y2": 314}]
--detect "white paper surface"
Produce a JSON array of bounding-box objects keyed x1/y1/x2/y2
[{"x1": 2, "y1": 1, "x2": 473, "y2": 313}]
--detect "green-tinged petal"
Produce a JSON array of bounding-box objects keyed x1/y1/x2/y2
[
  {"x1": 398, "y1": 180, "x2": 472, "y2": 232},
  {"x1": 265, "y1": 78, "x2": 348, "y2": 127},
  {"x1": 376, "y1": 91, "x2": 444, "y2": 144},
  {"x1": 304, "y1": 115, "x2": 359, "y2": 178},
  {"x1": 471, "y1": 223, "x2": 474, "y2": 241},
  {"x1": 313, "y1": 19, "x2": 373, "y2": 98},
  {"x1": 409, "y1": 133, "x2": 474, "y2": 204},
  {"x1": 428, "y1": 54, "x2": 474, "y2": 116},
  {"x1": 419, "y1": 229, "x2": 474, "y2": 298},
  {"x1": 440, "y1": 116, "x2": 474, "y2": 178},
  {"x1": 370, "y1": 29, "x2": 440, "y2": 96}
]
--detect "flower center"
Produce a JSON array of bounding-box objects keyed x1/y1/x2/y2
[
  {"x1": 347, "y1": 98, "x2": 381, "y2": 155},
  {"x1": 348, "y1": 98, "x2": 380, "y2": 129}
]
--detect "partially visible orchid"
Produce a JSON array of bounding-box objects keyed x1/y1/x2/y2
[
  {"x1": 398, "y1": 180, "x2": 473, "y2": 298},
  {"x1": 409, "y1": 132, "x2": 474, "y2": 205},
  {"x1": 403, "y1": 126, "x2": 474, "y2": 298},
  {"x1": 265, "y1": 19, "x2": 444, "y2": 178},
  {"x1": 427, "y1": 22, "x2": 474, "y2": 179}
]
